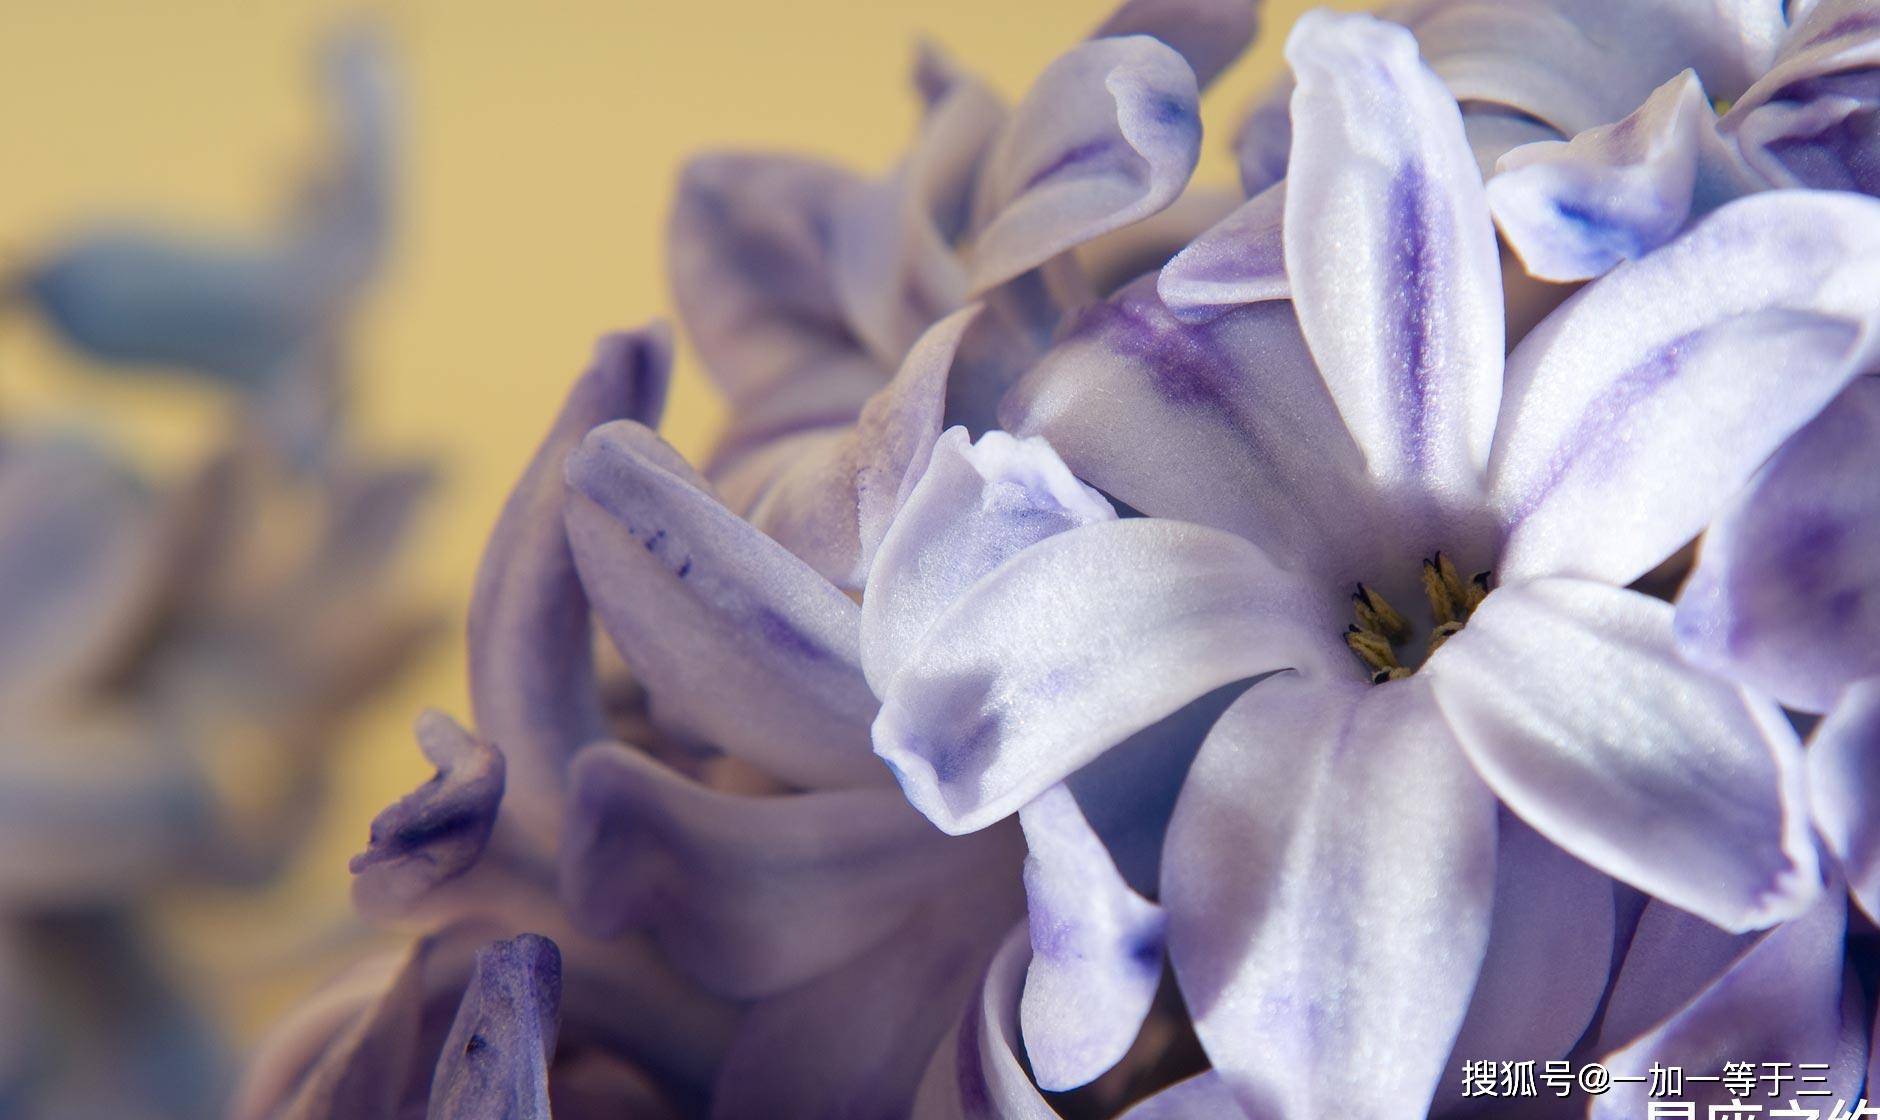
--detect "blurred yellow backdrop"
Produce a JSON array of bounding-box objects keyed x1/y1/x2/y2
[{"x1": 1, "y1": 0, "x2": 1369, "y2": 1046}]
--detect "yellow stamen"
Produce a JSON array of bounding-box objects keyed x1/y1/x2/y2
[
  {"x1": 1427, "y1": 619, "x2": 1466, "y2": 656},
  {"x1": 1421, "y1": 559, "x2": 1457, "y2": 625},
  {"x1": 1352, "y1": 584, "x2": 1410, "y2": 643},
  {"x1": 1345, "y1": 626, "x2": 1400, "y2": 674}
]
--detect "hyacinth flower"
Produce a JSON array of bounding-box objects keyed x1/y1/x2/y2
[
  {"x1": 0, "y1": 26, "x2": 432, "y2": 1119},
  {"x1": 870, "y1": 12, "x2": 1880, "y2": 1116},
  {"x1": 669, "y1": 0, "x2": 1260, "y2": 588}
]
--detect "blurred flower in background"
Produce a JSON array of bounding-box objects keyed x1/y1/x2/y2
[{"x1": 0, "y1": 26, "x2": 433, "y2": 1119}]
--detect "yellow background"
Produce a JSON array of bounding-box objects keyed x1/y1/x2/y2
[{"x1": 1, "y1": 0, "x2": 1368, "y2": 1046}]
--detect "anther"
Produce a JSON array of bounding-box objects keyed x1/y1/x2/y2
[
  {"x1": 1345, "y1": 627, "x2": 1400, "y2": 674},
  {"x1": 1427, "y1": 619, "x2": 1466, "y2": 656},
  {"x1": 1352, "y1": 584, "x2": 1410, "y2": 642},
  {"x1": 1464, "y1": 571, "x2": 1491, "y2": 613},
  {"x1": 1421, "y1": 558, "x2": 1457, "y2": 625}
]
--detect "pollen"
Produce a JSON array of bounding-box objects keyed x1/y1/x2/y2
[{"x1": 1347, "y1": 553, "x2": 1492, "y2": 683}]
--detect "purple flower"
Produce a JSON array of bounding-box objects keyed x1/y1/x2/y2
[{"x1": 870, "y1": 12, "x2": 1880, "y2": 1115}]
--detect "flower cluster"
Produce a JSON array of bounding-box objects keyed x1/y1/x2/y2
[
  {"x1": 0, "y1": 29, "x2": 433, "y2": 1118},
  {"x1": 243, "y1": 1, "x2": 1880, "y2": 1118}
]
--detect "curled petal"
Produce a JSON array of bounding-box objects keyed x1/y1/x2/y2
[
  {"x1": 1491, "y1": 190, "x2": 1880, "y2": 587},
  {"x1": 860, "y1": 426, "x2": 1115, "y2": 695},
  {"x1": 909, "y1": 924, "x2": 1059, "y2": 1120},
  {"x1": 1675, "y1": 377, "x2": 1880, "y2": 713},
  {"x1": 1157, "y1": 182, "x2": 1287, "y2": 320},
  {"x1": 1427, "y1": 578, "x2": 1819, "y2": 932},
  {"x1": 1090, "y1": 0, "x2": 1258, "y2": 89},
  {"x1": 1164, "y1": 674, "x2": 1497, "y2": 1120},
  {"x1": 350, "y1": 711, "x2": 506, "y2": 919},
  {"x1": 427, "y1": 935, "x2": 562, "y2": 1120},
  {"x1": 1284, "y1": 11, "x2": 1504, "y2": 499},
  {"x1": 743, "y1": 306, "x2": 978, "y2": 591},
  {"x1": 561, "y1": 742, "x2": 1008, "y2": 1000},
  {"x1": 1807, "y1": 680, "x2": 1880, "y2": 921},
  {"x1": 966, "y1": 36, "x2": 1201, "y2": 292},
  {"x1": 1489, "y1": 71, "x2": 1766, "y2": 283},
  {"x1": 1018, "y1": 785, "x2": 1164, "y2": 1091},
  {"x1": 564, "y1": 421, "x2": 883, "y2": 789},
  {"x1": 469, "y1": 328, "x2": 669, "y2": 798},
  {"x1": 873, "y1": 517, "x2": 1342, "y2": 835}
]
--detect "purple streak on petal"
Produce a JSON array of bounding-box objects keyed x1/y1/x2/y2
[
  {"x1": 1490, "y1": 190, "x2": 1880, "y2": 588},
  {"x1": 564, "y1": 421, "x2": 884, "y2": 790},
  {"x1": 906, "y1": 923, "x2": 1060, "y2": 1120},
  {"x1": 1017, "y1": 785, "x2": 1165, "y2": 1091},
  {"x1": 468, "y1": 328, "x2": 668, "y2": 799},
  {"x1": 426, "y1": 934, "x2": 561, "y2": 1120},
  {"x1": 350, "y1": 711, "x2": 506, "y2": 919},
  {"x1": 1676, "y1": 378, "x2": 1880, "y2": 711},
  {"x1": 1090, "y1": 0, "x2": 1258, "y2": 89},
  {"x1": 560, "y1": 742, "x2": 1010, "y2": 1001}
]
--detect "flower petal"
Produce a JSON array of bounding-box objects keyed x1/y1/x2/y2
[
  {"x1": 999, "y1": 276, "x2": 1372, "y2": 572},
  {"x1": 1593, "y1": 899, "x2": 1754, "y2": 1052},
  {"x1": 1090, "y1": 0, "x2": 1259, "y2": 89},
  {"x1": 741, "y1": 306, "x2": 978, "y2": 591},
  {"x1": 1164, "y1": 673, "x2": 1497, "y2": 1120},
  {"x1": 873, "y1": 517, "x2": 1342, "y2": 835},
  {"x1": 560, "y1": 741, "x2": 1015, "y2": 1000},
  {"x1": 563, "y1": 421, "x2": 883, "y2": 789},
  {"x1": 908, "y1": 924, "x2": 1060, "y2": 1120},
  {"x1": 427, "y1": 934, "x2": 562, "y2": 1120},
  {"x1": 350, "y1": 711, "x2": 505, "y2": 919},
  {"x1": 1490, "y1": 190, "x2": 1880, "y2": 587},
  {"x1": 469, "y1": 329, "x2": 668, "y2": 798},
  {"x1": 1431, "y1": 813, "x2": 1614, "y2": 1115},
  {"x1": 1488, "y1": 71, "x2": 1765, "y2": 283},
  {"x1": 1427, "y1": 577, "x2": 1819, "y2": 932},
  {"x1": 666, "y1": 152, "x2": 874, "y2": 413},
  {"x1": 1807, "y1": 679, "x2": 1880, "y2": 922},
  {"x1": 966, "y1": 37, "x2": 1201, "y2": 293},
  {"x1": 1017, "y1": 785, "x2": 1165, "y2": 1091},
  {"x1": 1115, "y1": 1071, "x2": 1240, "y2": 1119},
  {"x1": 860, "y1": 426, "x2": 1116, "y2": 696},
  {"x1": 1591, "y1": 890, "x2": 1865, "y2": 1119},
  {"x1": 1156, "y1": 182, "x2": 1288, "y2": 320},
  {"x1": 1283, "y1": 11, "x2": 1504, "y2": 499},
  {"x1": 1675, "y1": 378, "x2": 1880, "y2": 713},
  {"x1": 713, "y1": 877, "x2": 1022, "y2": 1120}
]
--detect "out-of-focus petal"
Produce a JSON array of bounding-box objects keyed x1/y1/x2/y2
[
  {"x1": 1807, "y1": 679, "x2": 1880, "y2": 920},
  {"x1": 1591, "y1": 890, "x2": 1865, "y2": 1119},
  {"x1": 742, "y1": 307, "x2": 977, "y2": 591},
  {"x1": 1115, "y1": 1071, "x2": 1239, "y2": 1119},
  {"x1": 1233, "y1": 75, "x2": 1292, "y2": 196},
  {"x1": 1427, "y1": 578, "x2": 1819, "y2": 932},
  {"x1": 1000, "y1": 277, "x2": 1371, "y2": 573},
  {"x1": 350, "y1": 711, "x2": 505, "y2": 919},
  {"x1": 1490, "y1": 191, "x2": 1880, "y2": 587},
  {"x1": 1431, "y1": 814, "x2": 1613, "y2": 1114},
  {"x1": 1164, "y1": 673, "x2": 1497, "y2": 1120},
  {"x1": 1017, "y1": 785, "x2": 1164, "y2": 1091},
  {"x1": 561, "y1": 741, "x2": 1012, "y2": 1000},
  {"x1": 426, "y1": 934, "x2": 562, "y2": 1120},
  {"x1": 666, "y1": 152, "x2": 877, "y2": 416},
  {"x1": 1157, "y1": 182, "x2": 1287, "y2": 319},
  {"x1": 860, "y1": 426, "x2": 1115, "y2": 695},
  {"x1": 1090, "y1": 0, "x2": 1258, "y2": 89},
  {"x1": 1489, "y1": 71, "x2": 1766, "y2": 282},
  {"x1": 564, "y1": 421, "x2": 883, "y2": 789},
  {"x1": 873, "y1": 517, "x2": 1342, "y2": 835},
  {"x1": 469, "y1": 328, "x2": 668, "y2": 799},
  {"x1": 712, "y1": 874, "x2": 1023, "y2": 1120},
  {"x1": 1283, "y1": 12, "x2": 1504, "y2": 501},
  {"x1": 1675, "y1": 378, "x2": 1880, "y2": 713},
  {"x1": 1593, "y1": 899, "x2": 1755, "y2": 1052},
  {"x1": 966, "y1": 37, "x2": 1201, "y2": 292}
]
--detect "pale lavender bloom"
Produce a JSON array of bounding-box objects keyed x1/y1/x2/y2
[{"x1": 870, "y1": 13, "x2": 1880, "y2": 1117}]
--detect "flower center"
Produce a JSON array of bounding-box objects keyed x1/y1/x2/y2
[{"x1": 1345, "y1": 552, "x2": 1492, "y2": 684}]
